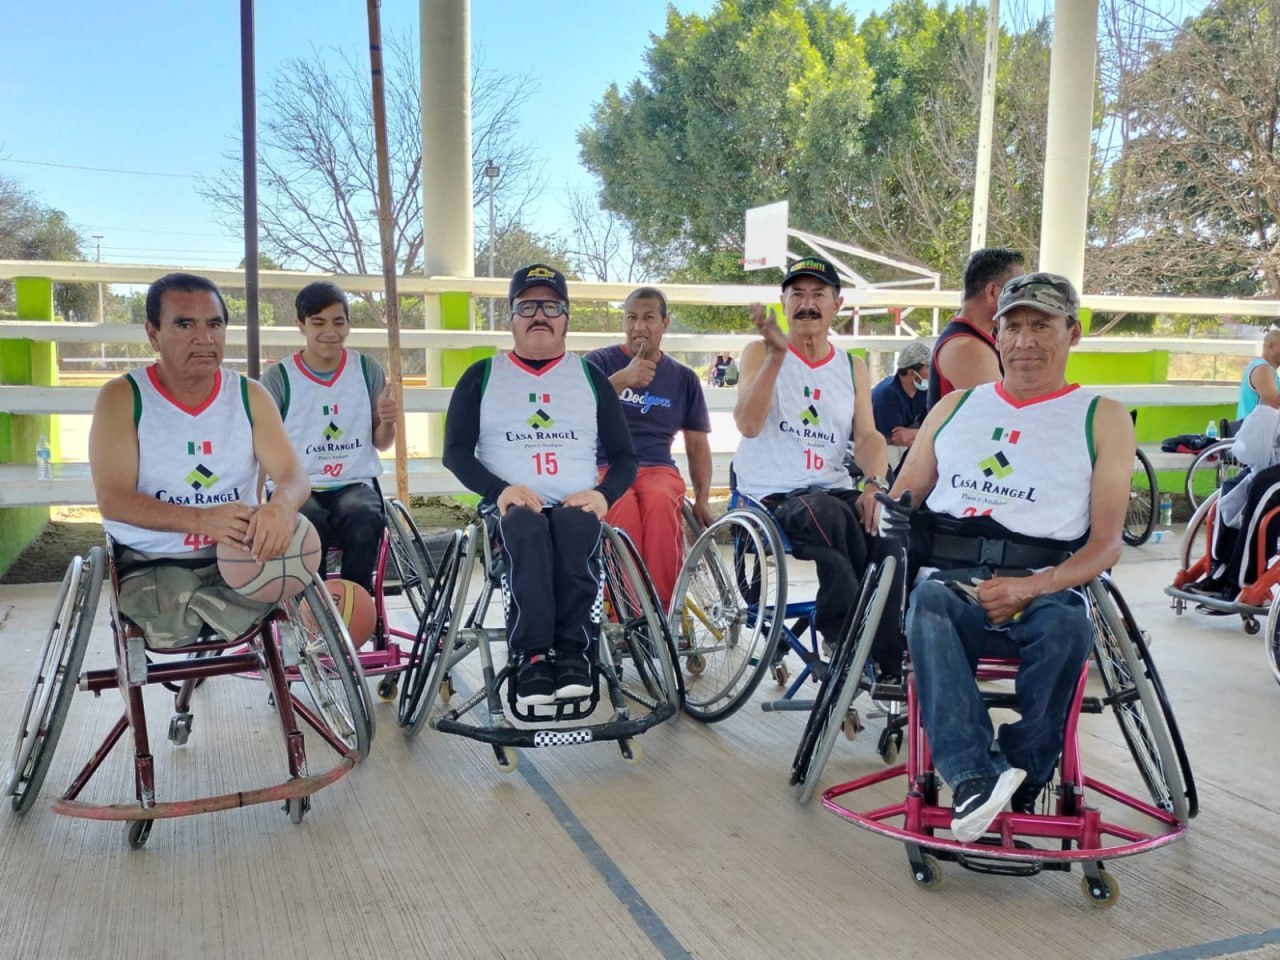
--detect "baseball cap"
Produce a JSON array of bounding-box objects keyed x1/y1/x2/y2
[
  {"x1": 782, "y1": 256, "x2": 841, "y2": 291},
  {"x1": 509, "y1": 263, "x2": 569, "y2": 306},
  {"x1": 896, "y1": 340, "x2": 933, "y2": 370},
  {"x1": 994, "y1": 272, "x2": 1080, "y2": 322}
]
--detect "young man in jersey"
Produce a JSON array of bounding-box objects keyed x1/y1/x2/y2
[
  {"x1": 888, "y1": 272, "x2": 1134, "y2": 842},
  {"x1": 927, "y1": 247, "x2": 1025, "y2": 412},
  {"x1": 584, "y1": 286, "x2": 713, "y2": 609},
  {"x1": 443, "y1": 264, "x2": 637, "y2": 708},
  {"x1": 261, "y1": 281, "x2": 398, "y2": 592},
  {"x1": 734, "y1": 255, "x2": 890, "y2": 656},
  {"x1": 1236, "y1": 329, "x2": 1280, "y2": 419},
  {"x1": 89, "y1": 273, "x2": 310, "y2": 646}
]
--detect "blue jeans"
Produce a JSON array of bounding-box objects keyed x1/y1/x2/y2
[{"x1": 905, "y1": 578, "x2": 1093, "y2": 788}]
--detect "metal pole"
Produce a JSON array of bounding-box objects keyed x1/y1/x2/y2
[
  {"x1": 368, "y1": 0, "x2": 410, "y2": 503},
  {"x1": 970, "y1": 0, "x2": 1000, "y2": 253},
  {"x1": 485, "y1": 160, "x2": 499, "y2": 330},
  {"x1": 91, "y1": 234, "x2": 104, "y2": 323},
  {"x1": 240, "y1": 0, "x2": 261, "y2": 379}
]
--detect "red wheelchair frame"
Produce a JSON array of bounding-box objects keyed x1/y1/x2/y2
[{"x1": 5, "y1": 540, "x2": 370, "y2": 849}]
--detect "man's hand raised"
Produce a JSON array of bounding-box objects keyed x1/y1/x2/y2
[
  {"x1": 622, "y1": 340, "x2": 658, "y2": 389},
  {"x1": 749, "y1": 303, "x2": 788, "y2": 354}
]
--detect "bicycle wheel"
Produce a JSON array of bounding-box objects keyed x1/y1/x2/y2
[
  {"x1": 1185, "y1": 440, "x2": 1241, "y2": 512},
  {"x1": 1123, "y1": 449, "x2": 1158, "y2": 546}
]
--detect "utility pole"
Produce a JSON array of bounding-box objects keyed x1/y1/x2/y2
[
  {"x1": 91, "y1": 234, "x2": 105, "y2": 323},
  {"x1": 485, "y1": 160, "x2": 500, "y2": 330}
]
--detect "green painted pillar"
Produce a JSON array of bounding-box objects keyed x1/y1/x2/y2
[{"x1": 0, "y1": 276, "x2": 59, "y2": 577}]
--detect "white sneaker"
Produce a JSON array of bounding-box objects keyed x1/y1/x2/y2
[{"x1": 950, "y1": 767, "x2": 1026, "y2": 843}]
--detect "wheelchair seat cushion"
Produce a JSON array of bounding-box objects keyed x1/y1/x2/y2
[{"x1": 116, "y1": 546, "x2": 274, "y2": 648}]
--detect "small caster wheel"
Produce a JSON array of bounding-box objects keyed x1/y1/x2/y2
[
  {"x1": 685, "y1": 653, "x2": 706, "y2": 676},
  {"x1": 772, "y1": 661, "x2": 790, "y2": 687},
  {"x1": 619, "y1": 740, "x2": 644, "y2": 765},
  {"x1": 491, "y1": 746, "x2": 518, "y2": 773},
  {"x1": 910, "y1": 853, "x2": 942, "y2": 889},
  {"x1": 1082, "y1": 868, "x2": 1119, "y2": 908},
  {"x1": 167, "y1": 713, "x2": 193, "y2": 746},
  {"x1": 376, "y1": 678, "x2": 398, "y2": 702},
  {"x1": 1244, "y1": 617, "x2": 1261, "y2": 636},
  {"x1": 842, "y1": 709, "x2": 863, "y2": 742},
  {"x1": 877, "y1": 726, "x2": 901, "y2": 764},
  {"x1": 126, "y1": 819, "x2": 153, "y2": 850},
  {"x1": 441, "y1": 676, "x2": 454, "y2": 703},
  {"x1": 284, "y1": 796, "x2": 310, "y2": 824}
]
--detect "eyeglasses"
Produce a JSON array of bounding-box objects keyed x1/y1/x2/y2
[{"x1": 512, "y1": 299, "x2": 568, "y2": 319}]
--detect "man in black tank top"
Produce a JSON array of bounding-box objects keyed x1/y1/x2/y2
[
  {"x1": 927, "y1": 247, "x2": 1024, "y2": 412},
  {"x1": 888, "y1": 272, "x2": 1136, "y2": 843}
]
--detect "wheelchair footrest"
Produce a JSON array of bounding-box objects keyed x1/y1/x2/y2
[
  {"x1": 433, "y1": 702, "x2": 675, "y2": 748},
  {"x1": 953, "y1": 838, "x2": 1047, "y2": 877}
]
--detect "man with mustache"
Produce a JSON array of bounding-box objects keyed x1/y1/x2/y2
[
  {"x1": 443, "y1": 264, "x2": 637, "y2": 708},
  {"x1": 89, "y1": 272, "x2": 310, "y2": 646},
  {"x1": 585, "y1": 286, "x2": 713, "y2": 610},
  {"x1": 733, "y1": 255, "x2": 891, "y2": 661},
  {"x1": 927, "y1": 247, "x2": 1025, "y2": 412},
  {"x1": 261, "y1": 280, "x2": 398, "y2": 593},
  {"x1": 888, "y1": 272, "x2": 1134, "y2": 842}
]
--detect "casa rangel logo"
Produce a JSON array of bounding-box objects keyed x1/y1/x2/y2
[
  {"x1": 185, "y1": 440, "x2": 217, "y2": 489},
  {"x1": 527, "y1": 391, "x2": 553, "y2": 429},
  {"x1": 799, "y1": 385, "x2": 821, "y2": 426}
]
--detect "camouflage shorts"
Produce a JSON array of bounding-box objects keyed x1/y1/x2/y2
[{"x1": 115, "y1": 547, "x2": 275, "y2": 649}]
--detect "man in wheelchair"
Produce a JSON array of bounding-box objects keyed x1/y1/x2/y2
[
  {"x1": 261, "y1": 280, "x2": 399, "y2": 592},
  {"x1": 442, "y1": 264, "x2": 637, "y2": 708},
  {"x1": 89, "y1": 272, "x2": 311, "y2": 646},
  {"x1": 886, "y1": 272, "x2": 1135, "y2": 843},
  {"x1": 733, "y1": 255, "x2": 892, "y2": 657}
]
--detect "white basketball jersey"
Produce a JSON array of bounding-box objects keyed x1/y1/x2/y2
[
  {"x1": 103, "y1": 366, "x2": 259, "y2": 553},
  {"x1": 476, "y1": 353, "x2": 599, "y2": 505},
  {"x1": 276, "y1": 349, "x2": 382, "y2": 489},
  {"x1": 734, "y1": 345, "x2": 856, "y2": 499},
  {"x1": 925, "y1": 382, "x2": 1098, "y2": 541}
]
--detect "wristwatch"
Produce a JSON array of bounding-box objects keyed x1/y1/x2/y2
[{"x1": 862, "y1": 475, "x2": 889, "y2": 492}]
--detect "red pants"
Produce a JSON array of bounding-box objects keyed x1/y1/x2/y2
[{"x1": 601, "y1": 464, "x2": 687, "y2": 611}]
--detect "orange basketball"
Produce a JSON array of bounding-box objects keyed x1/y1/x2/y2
[
  {"x1": 324, "y1": 578, "x2": 377, "y2": 648},
  {"x1": 216, "y1": 514, "x2": 322, "y2": 604}
]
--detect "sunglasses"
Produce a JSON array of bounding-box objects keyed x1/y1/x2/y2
[{"x1": 512, "y1": 299, "x2": 568, "y2": 319}]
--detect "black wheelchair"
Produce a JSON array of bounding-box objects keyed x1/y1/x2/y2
[{"x1": 395, "y1": 511, "x2": 681, "y2": 770}]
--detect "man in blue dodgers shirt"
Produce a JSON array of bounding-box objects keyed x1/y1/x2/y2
[{"x1": 585, "y1": 286, "x2": 713, "y2": 610}]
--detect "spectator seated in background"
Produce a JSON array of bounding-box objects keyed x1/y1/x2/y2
[
  {"x1": 871, "y1": 339, "x2": 933, "y2": 458},
  {"x1": 1237, "y1": 329, "x2": 1280, "y2": 419}
]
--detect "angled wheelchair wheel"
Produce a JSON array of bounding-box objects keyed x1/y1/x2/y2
[
  {"x1": 681, "y1": 498, "x2": 706, "y2": 551},
  {"x1": 791, "y1": 554, "x2": 897, "y2": 803},
  {"x1": 1263, "y1": 591, "x2": 1280, "y2": 687},
  {"x1": 385, "y1": 498, "x2": 437, "y2": 621},
  {"x1": 669, "y1": 509, "x2": 786, "y2": 722},
  {"x1": 6, "y1": 547, "x2": 104, "y2": 814},
  {"x1": 1088, "y1": 576, "x2": 1197, "y2": 822},
  {"x1": 1185, "y1": 440, "x2": 1241, "y2": 512},
  {"x1": 600, "y1": 525, "x2": 681, "y2": 712},
  {"x1": 1123, "y1": 450, "x2": 1158, "y2": 546},
  {"x1": 397, "y1": 531, "x2": 464, "y2": 730},
  {"x1": 1178, "y1": 490, "x2": 1217, "y2": 577},
  {"x1": 404, "y1": 527, "x2": 482, "y2": 739},
  {"x1": 282, "y1": 576, "x2": 374, "y2": 758}
]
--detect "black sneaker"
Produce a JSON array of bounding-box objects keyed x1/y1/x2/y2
[
  {"x1": 1011, "y1": 779, "x2": 1046, "y2": 815},
  {"x1": 515, "y1": 652, "x2": 556, "y2": 708},
  {"x1": 554, "y1": 651, "x2": 594, "y2": 700},
  {"x1": 950, "y1": 768, "x2": 1026, "y2": 843},
  {"x1": 1185, "y1": 574, "x2": 1233, "y2": 597}
]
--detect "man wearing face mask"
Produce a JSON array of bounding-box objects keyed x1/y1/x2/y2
[
  {"x1": 585, "y1": 286, "x2": 713, "y2": 610},
  {"x1": 871, "y1": 339, "x2": 933, "y2": 454},
  {"x1": 443, "y1": 264, "x2": 637, "y2": 708}
]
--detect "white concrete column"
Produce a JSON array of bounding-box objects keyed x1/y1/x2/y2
[
  {"x1": 969, "y1": 0, "x2": 1000, "y2": 253},
  {"x1": 420, "y1": 0, "x2": 475, "y2": 279},
  {"x1": 1038, "y1": 0, "x2": 1098, "y2": 287}
]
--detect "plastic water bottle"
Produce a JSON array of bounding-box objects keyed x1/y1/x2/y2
[
  {"x1": 1159, "y1": 493, "x2": 1172, "y2": 527},
  {"x1": 35, "y1": 435, "x2": 52, "y2": 481},
  {"x1": 1206, "y1": 419, "x2": 1218, "y2": 440}
]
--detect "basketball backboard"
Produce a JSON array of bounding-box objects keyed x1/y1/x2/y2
[{"x1": 743, "y1": 201, "x2": 789, "y2": 271}]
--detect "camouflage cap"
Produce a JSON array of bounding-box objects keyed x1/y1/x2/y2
[{"x1": 994, "y1": 272, "x2": 1080, "y2": 322}]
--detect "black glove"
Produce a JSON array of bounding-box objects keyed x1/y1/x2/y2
[{"x1": 875, "y1": 490, "x2": 913, "y2": 541}]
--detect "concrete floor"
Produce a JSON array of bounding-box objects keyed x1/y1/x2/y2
[{"x1": 0, "y1": 532, "x2": 1277, "y2": 960}]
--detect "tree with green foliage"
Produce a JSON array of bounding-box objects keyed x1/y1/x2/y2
[{"x1": 0, "y1": 174, "x2": 93, "y2": 322}]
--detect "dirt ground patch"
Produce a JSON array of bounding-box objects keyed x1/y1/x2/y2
[{"x1": 0, "y1": 498, "x2": 480, "y2": 585}]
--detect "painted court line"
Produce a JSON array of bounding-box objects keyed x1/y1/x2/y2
[{"x1": 1128, "y1": 928, "x2": 1280, "y2": 960}]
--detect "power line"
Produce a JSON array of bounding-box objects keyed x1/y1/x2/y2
[
  {"x1": 83, "y1": 225, "x2": 233, "y2": 239},
  {"x1": 0, "y1": 157, "x2": 196, "y2": 179}
]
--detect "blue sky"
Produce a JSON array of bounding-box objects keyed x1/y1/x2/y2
[{"x1": 1, "y1": 0, "x2": 916, "y2": 271}]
